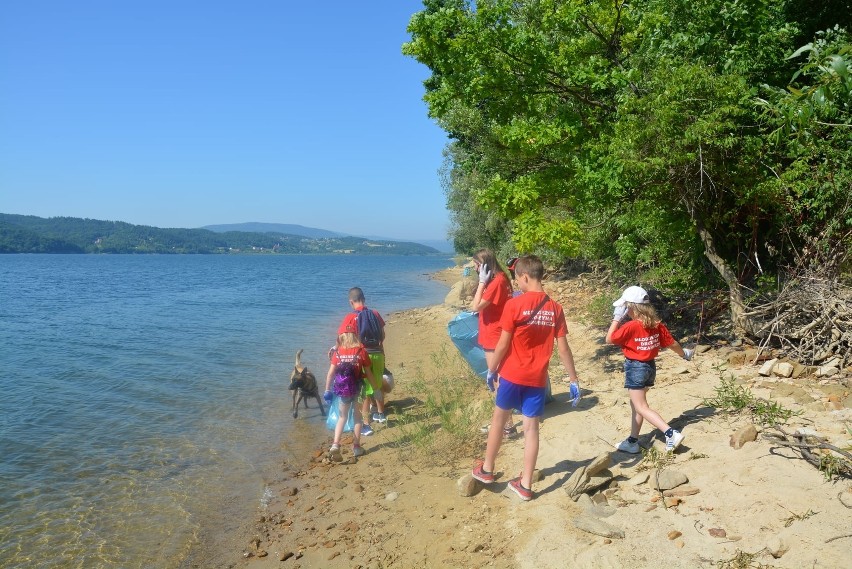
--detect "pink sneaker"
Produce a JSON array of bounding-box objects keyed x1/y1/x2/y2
[
  {"x1": 471, "y1": 460, "x2": 494, "y2": 484},
  {"x1": 508, "y1": 477, "x2": 533, "y2": 501}
]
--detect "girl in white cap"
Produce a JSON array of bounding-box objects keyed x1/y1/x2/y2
[{"x1": 606, "y1": 286, "x2": 693, "y2": 453}]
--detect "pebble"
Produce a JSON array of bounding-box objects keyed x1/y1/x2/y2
[
  {"x1": 668, "y1": 530, "x2": 682, "y2": 540},
  {"x1": 386, "y1": 492, "x2": 400, "y2": 501},
  {"x1": 708, "y1": 528, "x2": 727, "y2": 538}
]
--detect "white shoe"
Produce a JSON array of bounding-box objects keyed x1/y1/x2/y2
[
  {"x1": 665, "y1": 430, "x2": 685, "y2": 452},
  {"x1": 329, "y1": 444, "x2": 342, "y2": 462},
  {"x1": 617, "y1": 439, "x2": 640, "y2": 454}
]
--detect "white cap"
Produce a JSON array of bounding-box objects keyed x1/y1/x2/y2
[{"x1": 613, "y1": 285, "x2": 650, "y2": 307}]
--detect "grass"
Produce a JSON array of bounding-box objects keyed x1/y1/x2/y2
[
  {"x1": 637, "y1": 445, "x2": 676, "y2": 472},
  {"x1": 716, "y1": 550, "x2": 774, "y2": 569},
  {"x1": 390, "y1": 346, "x2": 493, "y2": 465},
  {"x1": 703, "y1": 374, "x2": 800, "y2": 426}
]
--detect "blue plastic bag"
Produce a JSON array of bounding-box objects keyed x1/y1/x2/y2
[
  {"x1": 447, "y1": 311, "x2": 488, "y2": 379},
  {"x1": 325, "y1": 394, "x2": 355, "y2": 432}
]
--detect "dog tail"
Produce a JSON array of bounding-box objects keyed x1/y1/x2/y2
[{"x1": 295, "y1": 348, "x2": 304, "y2": 371}]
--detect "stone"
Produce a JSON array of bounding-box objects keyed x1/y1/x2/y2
[
  {"x1": 662, "y1": 486, "x2": 700, "y2": 497},
  {"x1": 385, "y1": 491, "x2": 400, "y2": 501},
  {"x1": 668, "y1": 530, "x2": 682, "y2": 540},
  {"x1": 457, "y1": 474, "x2": 480, "y2": 497},
  {"x1": 774, "y1": 362, "x2": 794, "y2": 378},
  {"x1": 695, "y1": 344, "x2": 712, "y2": 354},
  {"x1": 817, "y1": 365, "x2": 839, "y2": 377},
  {"x1": 759, "y1": 358, "x2": 778, "y2": 377},
  {"x1": 730, "y1": 424, "x2": 758, "y2": 449},
  {"x1": 708, "y1": 528, "x2": 727, "y2": 538},
  {"x1": 564, "y1": 453, "x2": 613, "y2": 501},
  {"x1": 587, "y1": 505, "x2": 618, "y2": 518},
  {"x1": 573, "y1": 514, "x2": 625, "y2": 539},
  {"x1": 651, "y1": 470, "x2": 689, "y2": 491},
  {"x1": 627, "y1": 472, "x2": 650, "y2": 486},
  {"x1": 664, "y1": 497, "x2": 682, "y2": 508},
  {"x1": 591, "y1": 493, "x2": 608, "y2": 506},
  {"x1": 766, "y1": 535, "x2": 789, "y2": 558}
]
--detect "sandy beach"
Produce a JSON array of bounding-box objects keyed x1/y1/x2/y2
[{"x1": 235, "y1": 267, "x2": 852, "y2": 569}]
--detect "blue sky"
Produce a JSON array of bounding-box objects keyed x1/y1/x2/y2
[{"x1": 0, "y1": 1, "x2": 452, "y2": 242}]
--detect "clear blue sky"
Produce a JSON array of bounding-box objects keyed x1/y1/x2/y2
[{"x1": 0, "y1": 1, "x2": 452, "y2": 242}]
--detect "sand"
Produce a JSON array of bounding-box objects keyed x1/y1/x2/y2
[{"x1": 237, "y1": 268, "x2": 852, "y2": 569}]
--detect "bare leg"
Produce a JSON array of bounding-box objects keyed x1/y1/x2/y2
[
  {"x1": 627, "y1": 388, "x2": 670, "y2": 437},
  {"x1": 334, "y1": 400, "x2": 351, "y2": 445},
  {"x1": 520, "y1": 415, "x2": 540, "y2": 488},
  {"x1": 483, "y1": 406, "x2": 512, "y2": 473},
  {"x1": 485, "y1": 350, "x2": 513, "y2": 432}
]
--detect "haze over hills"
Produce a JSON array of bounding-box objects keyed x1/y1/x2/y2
[{"x1": 201, "y1": 222, "x2": 453, "y2": 253}]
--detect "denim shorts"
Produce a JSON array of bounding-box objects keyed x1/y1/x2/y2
[
  {"x1": 495, "y1": 377, "x2": 546, "y2": 418},
  {"x1": 624, "y1": 358, "x2": 656, "y2": 389}
]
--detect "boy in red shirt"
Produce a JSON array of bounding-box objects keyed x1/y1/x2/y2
[
  {"x1": 471, "y1": 255, "x2": 580, "y2": 501},
  {"x1": 605, "y1": 285, "x2": 694, "y2": 454}
]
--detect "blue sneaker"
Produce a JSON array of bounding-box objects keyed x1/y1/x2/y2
[
  {"x1": 372, "y1": 412, "x2": 387, "y2": 423},
  {"x1": 361, "y1": 423, "x2": 374, "y2": 436}
]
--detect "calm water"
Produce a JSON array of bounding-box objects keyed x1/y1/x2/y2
[{"x1": 0, "y1": 254, "x2": 454, "y2": 568}]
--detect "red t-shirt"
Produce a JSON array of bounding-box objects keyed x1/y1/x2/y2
[
  {"x1": 338, "y1": 308, "x2": 385, "y2": 346},
  {"x1": 478, "y1": 271, "x2": 512, "y2": 350},
  {"x1": 497, "y1": 292, "x2": 568, "y2": 387},
  {"x1": 609, "y1": 320, "x2": 675, "y2": 362},
  {"x1": 331, "y1": 346, "x2": 372, "y2": 379}
]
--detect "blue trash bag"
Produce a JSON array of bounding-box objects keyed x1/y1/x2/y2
[
  {"x1": 448, "y1": 311, "x2": 489, "y2": 379},
  {"x1": 325, "y1": 394, "x2": 355, "y2": 432}
]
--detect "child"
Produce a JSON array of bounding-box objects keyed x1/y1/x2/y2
[
  {"x1": 338, "y1": 287, "x2": 387, "y2": 434},
  {"x1": 323, "y1": 331, "x2": 376, "y2": 460},
  {"x1": 469, "y1": 248, "x2": 515, "y2": 437},
  {"x1": 605, "y1": 285, "x2": 694, "y2": 454},
  {"x1": 471, "y1": 255, "x2": 580, "y2": 501}
]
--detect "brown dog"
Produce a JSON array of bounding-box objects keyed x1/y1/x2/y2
[{"x1": 288, "y1": 349, "x2": 326, "y2": 418}]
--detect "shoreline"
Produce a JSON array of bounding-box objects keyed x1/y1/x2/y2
[{"x1": 227, "y1": 267, "x2": 851, "y2": 569}]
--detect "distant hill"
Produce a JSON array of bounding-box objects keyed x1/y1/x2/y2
[
  {"x1": 201, "y1": 222, "x2": 345, "y2": 239},
  {"x1": 204, "y1": 222, "x2": 453, "y2": 253},
  {"x1": 0, "y1": 214, "x2": 441, "y2": 255}
]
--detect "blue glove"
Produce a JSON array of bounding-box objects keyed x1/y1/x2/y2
[
  {"x1": 613, "y1": 306, "x2": 628, "y2": 322},
  {"x1": 486, "y1": 370, "x2": 497, "y2": 392},
  {"x1": 569, "y1": 382, "x2": 581, "y2": 407},
  {"x1": 323, "y1": 390, "x2": 333, "y2": 404},
  {"x1": 683, "y1": 348, "x2": 694, "y2": 361}
]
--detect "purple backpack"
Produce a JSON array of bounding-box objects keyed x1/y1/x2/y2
[{"x1": 332, "y1": 360, "x2": 361, "y2": 398}]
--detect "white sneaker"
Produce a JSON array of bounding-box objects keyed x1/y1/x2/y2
[
  {"x1": 617, "y1": 439, "x2": 640, "y2": 454},
  {"x1": 329, "y1": 444, "x2": 342, "y2": 462},
  {"x1": 665, "y1": 430, "x2": 685, "y2": 452}
]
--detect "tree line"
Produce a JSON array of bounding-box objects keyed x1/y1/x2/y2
[
  {"x1": 0, "y1": 214, "x2": 439, "y2": 256},
  {"x1": 404, "y1": 0, "x2": 851, "y2": 342}
]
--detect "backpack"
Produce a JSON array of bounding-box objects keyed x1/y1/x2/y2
[
  {"x1": 332, "y1": 360, "x2": 361, "y2": 398},
  {"x1": 355, "y1": 308, "x2": 383, "y2": 350}
]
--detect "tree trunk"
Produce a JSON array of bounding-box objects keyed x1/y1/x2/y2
[{"x1": 695, "y1": 223, "x2": 756, "y2": 336}]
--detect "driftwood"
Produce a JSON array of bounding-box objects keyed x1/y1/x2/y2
[
  {"x1": 742, "y1": 275, "x2": 851, "y2": 367},
  {"x1": 763, "y1": 425, "x2": 852, "y2": 479}
]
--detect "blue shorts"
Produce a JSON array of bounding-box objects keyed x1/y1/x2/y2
[
  {"x1": 624, "y1": 359, "x2": 656, "y2": 389},
  {"x1": 495, "y1": 377, "x2": 546, "y2": 418}
]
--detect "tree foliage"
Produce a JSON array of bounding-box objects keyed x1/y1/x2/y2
[{"x1": 405, "y1": 0, "x2": 851, "y2": 332}]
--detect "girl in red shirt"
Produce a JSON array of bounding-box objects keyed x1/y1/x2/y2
[
  {"x1": 323, "y1": 332, "x2": 375, "y2": 461},
  {"x1": 469, "y1": 248, "x2": 515, "y2": 436},
  {"x1": 606, "y1": 286, "x2": 693, "y2": 454}
]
